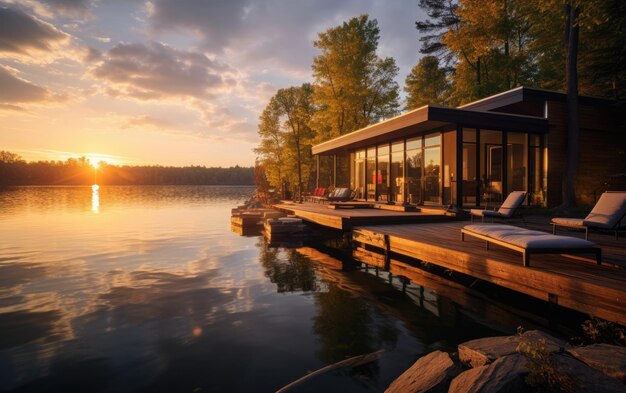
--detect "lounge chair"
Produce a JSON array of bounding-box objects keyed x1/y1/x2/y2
[
  {"x1": 461, "y1": 224, "x2": 601, "y2": 267},
  {"x1": 326, "y1": 187, "x2": 353, "y2": 202},
  {"x1": 470, "y1": 191, "x2": 527, "y2": 223},
  {"x1": 552, "y1": 191, "x2": 626, "y2": 240}
]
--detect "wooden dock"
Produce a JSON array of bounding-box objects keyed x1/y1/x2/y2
[
  {"x1": 352, "y1": 221, "x2": 626, "y2": 326},
  {"x1": 274, "y1": 202, "x2": 452, "y2": 230}
]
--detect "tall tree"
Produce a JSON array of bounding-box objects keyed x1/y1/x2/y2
[
  {"x1": 254, "y1": 84, "x2": 316, "y2": 197},
  {"x1": 415, "y1": 0, "x2": 460, "y2": 70},
  {"x1": 273, "y1": 84, "x2": 316, "y2": 200},
  {"x1": 312, "y1": 15, "x2": 400, "y2": 142},
  {"x1": 404, "y1": 56, "x2": 450, "y2": 109},
  {"x1": 442, "y1": 0, "x2": 538, "y2": 104},
  {"x1": 254, "y1": 99, "x2": 286, "y2": 189},
  {"x1": 561, "y1": 1, "x2": 580, "y2": 209}
]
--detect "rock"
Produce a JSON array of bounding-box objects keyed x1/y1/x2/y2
[
  {"x1": 459, "y1": 330, "x2": 568, "y2": 367},
  {"x1": 385, "y1": 350, "x2": 461, "y2": 393},
  {"x1": 448, "y1": 354, "x2": 528, "y2": 393},
  {"x1": 566, "y1": 344, "x2": 626, "y2": 383},
  {"x1": 551, "y1": 354, "x2": 625, "y2": 393}
]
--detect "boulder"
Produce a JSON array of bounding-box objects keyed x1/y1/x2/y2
[
  {"x1": 385, "y1": 350, "x2": 461, "y2": 393},
  {"x1": 448, "y1": 354, "x2": 528, "y2": 393},
  {"x1": 459, "y1": 330, "x2": 568, "y2": 367},
  {"x1": 566, "y1": 344, "x2": 626, "y2": 383},
  {"x1": 551, "y1": 354, "x2": 625, "y2": 393}
]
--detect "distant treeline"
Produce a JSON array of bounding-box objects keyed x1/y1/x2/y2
[{"x1": 0, "y1": 151, "x2": 254, "y2": 186}]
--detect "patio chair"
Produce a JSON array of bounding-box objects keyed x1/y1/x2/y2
[
  {"x1": 325, "y1": 187, "x2": 353, "y2": 203},
  {"x1": 461, "y1": 224, "x2": 601, "y2": 267},
  {"x1": 552, "y1": 191, "x2": 626, "y2": 240},
  {"x1": 470, "y1": 191, "x2": 527, "y2": 223}
]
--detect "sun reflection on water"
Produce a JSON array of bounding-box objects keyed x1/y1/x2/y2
[{"x1": 91, "y1": 185, "x2": 99, "y2": 214}]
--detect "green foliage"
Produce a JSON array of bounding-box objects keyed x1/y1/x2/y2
[
  {"x1": 413, "y1": 0, "x2": 626, "y2": 104},
  {"x1": 404, "y1": 56, "x2": 450, "y2": 109},
  {"x1": 516, "y1": 328, "x2": 575, "y2": 393},
  {"x1": 255, "y1": 84, "x2": 316, "y2": 194},
  {"x1": 576, "y1": 318, "x2": 626, "y2": 347},
  {"x1": 255, "y1": 15, "x2": 400, "y2": 193},
  {"x1": 415, "y1": 0, "x2": 460, "y2": 69},
  {"x1": 312, "y1": 14, "x2": 400, "y2": 140}
]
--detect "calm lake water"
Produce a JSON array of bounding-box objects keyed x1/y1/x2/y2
[{"x1": 0, "y1": 186, "x2": 554, "y2": 392}]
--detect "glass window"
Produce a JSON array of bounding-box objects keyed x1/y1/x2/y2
[
  {"x1": 353, "y1": 150, "x2": 366, "y2": 199},
  {"x1": 480, "y1": 130, "x2": 503, "y2": 203},
  {"x1": 392, "y1": 140, "x2": 404, "y2": 152},
  {"x1": 406, "y1": 137, "x2": 421, "y2": 150},
  {"x1": 424, "y1": 145, "x2": 441, "y2": 204},
  {"x1": 462, "y1": 143, "x2": 478, "y2": 205},
  {"x1": 406, "y1": 147, "x2": 422, "y2": 204},
  {"x1": 425, "y1": 134, "x2": 441, "y2": 147},
  {"x1": 366, "y1": 147, "x2": 376, "y2": 200},
  {"x1": 507, "y1": 132, "x2": 528, "y2": 196},
  {"x1": 443, "y1": 131, "x2": 456, "y2": 205},
  {"x1": 377, "y1": 144, "x2": 390, "y2": 201}
]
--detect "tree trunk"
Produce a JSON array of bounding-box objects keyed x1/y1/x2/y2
[{"x1": 561, "y1": 2, "x2": 580, "y2": 209}]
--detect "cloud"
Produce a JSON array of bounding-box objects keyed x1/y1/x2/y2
[
  {"x1": 0, "y1": 6, "x2": 69, "y2": 56},
  {"x1": 0, "y1": 103, "x2": 27, "y2": 112},
  {"x1": 120, "y1": 115, "x2": 174, "y2": 130},
  {"x1": 146, "y1": 0, "x2": 249, "y2": 53},
  {"x1": 0, "y1": 65, "x2": 49, "y2": 102},
  {"x1": 41, "y1": 0, "x2": 93, "y2": 18},
  {"x1": 145, "y1": 0, "x2": 347, "y2": 75},
  {"x1": 90, "y1": 42, "x2": 235, "y2": 101}
]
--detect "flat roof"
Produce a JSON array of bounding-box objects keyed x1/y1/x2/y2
[{"x1": 312, "y1": 104, "x2": 549, "y2": 155}]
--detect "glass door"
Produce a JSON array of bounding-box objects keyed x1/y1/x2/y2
[
  {"x1": 423, "y1": 134, "x2": 441, "y2": 204},
  {"x1": 405, "y1": 137, "x2": 422, "y2": 204},
  {"x1": 391, "y1": 141, "x2": 404, "y2": 203}
]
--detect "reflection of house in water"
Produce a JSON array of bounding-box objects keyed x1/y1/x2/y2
[{"x1": 313, "y1": 87, "x2": 626, "y2": 207}]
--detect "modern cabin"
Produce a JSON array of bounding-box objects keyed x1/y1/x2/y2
[{"x1": 312, "y1": 87, "x2": 626, "y2": 208}]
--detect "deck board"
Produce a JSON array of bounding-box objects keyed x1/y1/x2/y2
[
  {"x1": 353, "y1": 221, "x2": 626, "y2": 325},
  {"x1": 274, "y1": 202, "x2": 450, "y2": 230}
]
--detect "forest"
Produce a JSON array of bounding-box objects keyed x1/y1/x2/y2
[
  {"x1": 0, "y1": 151, "x2": 254, "y2": 186},
  {"x1": 254, "y1": 0, "x2": 625, "y2": 198}
]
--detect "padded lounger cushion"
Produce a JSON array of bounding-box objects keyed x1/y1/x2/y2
[{"x1": 464, "y1": 224, "x2": 596, "y2": 249}]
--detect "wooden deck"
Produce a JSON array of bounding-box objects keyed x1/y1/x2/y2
[
  {"x1": 352, "y1": 221, "x2": 626, "y2": 326},
  {"x1": 274, "y1": 202, "x2": 452, "y2": 230}
]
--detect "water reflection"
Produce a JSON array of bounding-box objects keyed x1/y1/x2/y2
[
  {"x1": 0, "y1": 186, "x2": 569, "y2": 393},
  {"x1": 91, "y1": 187, "x2": 100, "y2": 214}
]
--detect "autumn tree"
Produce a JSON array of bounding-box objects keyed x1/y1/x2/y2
[
  {"x1": 312, "y1": 15, "x2": 400, "y2": 142},
  {"x1": 404, "y1": 56, "x2": 450, "y2": 109},
  {"x1": 254, "y1": 84, "x2": 316, "y2": 198},
  {"x1": 442, "y1": 0, "x2": 538, "y2": 104},
  {"x1": 273, "y1": 84, "x2": 316, "y2": 200},
  {"x1": 254, "y1": 99, "x2": 285, "y2": 189}
]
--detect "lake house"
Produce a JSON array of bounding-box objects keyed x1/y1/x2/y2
[{"x1": 312, "y1": 87, "x2": 626, "y2": 208}]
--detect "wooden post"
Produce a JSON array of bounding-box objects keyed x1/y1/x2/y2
[
  {"x1": 476, "y1": 129, "x2": 481, "y2": 206},
  {"x1": 316, "y1": 155, "x2": 320, "y2": 188},
  {"x1": 456, "y1": 125, "x2": 464, "y2": 208},
  {"x1": 502, "y1": 131, "x2": 508, "y2": 200},
  {"x1": 383, "y1": 234, "x2": 391, "y2": 270},
  {"x1": 333, "y1": 154, "x2": 337, "y2": 188}
]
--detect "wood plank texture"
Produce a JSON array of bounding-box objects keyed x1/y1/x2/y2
[
  {"x1": 274, "y1": 202, "x2": 451, "y2": 230},
  {"x1": 353, "y1": 221, "x2": 626, "y2": 325}
]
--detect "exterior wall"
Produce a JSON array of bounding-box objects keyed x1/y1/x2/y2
[{"x1": 546, "y1": 101, "x2": 626, "y2": 207}]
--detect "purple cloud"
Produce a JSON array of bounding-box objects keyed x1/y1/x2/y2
[
  {"x1": 91, "y1": 42, "x2": 234, "y2": 100},
  {"x1": 0, "y1": 6, "x2": 68, "y2": 55}
]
